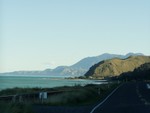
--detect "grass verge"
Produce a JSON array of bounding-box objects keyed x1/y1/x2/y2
[{"x1": 0, "y1": 82, "x2": 120, "y2": 112}]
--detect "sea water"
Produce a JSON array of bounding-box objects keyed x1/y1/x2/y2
[{"x1": 0, "y1": 75, "x2": 106, "y2": 90}]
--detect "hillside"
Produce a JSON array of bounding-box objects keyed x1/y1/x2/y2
[
  {"x1": 85, "y1": 56, "x2": 150, "y2": 79},
  {"x1": 118, "y1": 63, "x2": 150, "y2": 81},
  {"x1": 135, "y1": 62, "x2": 150, "y2": 72}
]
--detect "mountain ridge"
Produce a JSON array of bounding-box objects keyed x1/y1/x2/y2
[{"x1": 1, "y1": 53, "x2": 144, "y2": 76}]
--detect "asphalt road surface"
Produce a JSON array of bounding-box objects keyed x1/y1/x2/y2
[
  {"x1": 34, "y1": 82, "x2": 150, "y2": 113},
  {"x1": 91, "y1": 82, "x2": 150, "y2": 113}
]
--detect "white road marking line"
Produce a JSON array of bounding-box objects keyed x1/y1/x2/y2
[{"x1": 90, "y1": 84, "x2": 123, "y2": 113}]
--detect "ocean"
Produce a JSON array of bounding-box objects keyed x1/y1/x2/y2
[{"x1": 0, "y1": 75, "x2": 106, "y2": 90}]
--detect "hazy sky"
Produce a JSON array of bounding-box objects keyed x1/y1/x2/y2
[{"x1": 0, "y1": 0, "x2": 150, "y2": 72}]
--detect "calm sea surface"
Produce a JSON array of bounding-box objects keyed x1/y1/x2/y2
[{"x1": 0, "y1": 75, "x2": 106, "y2": 90}]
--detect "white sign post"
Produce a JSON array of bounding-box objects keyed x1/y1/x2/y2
[{"x1": 39, "y1": 92, "x2": 48, "y2": 103}]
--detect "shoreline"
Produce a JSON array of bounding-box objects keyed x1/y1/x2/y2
[{"x1": 0, "y1": 75, "x2": 108, "y2": 91}]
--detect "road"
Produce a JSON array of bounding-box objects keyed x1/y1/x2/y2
[{"x1": 91, "y1": 82, "x2": 150, "y2": 113}]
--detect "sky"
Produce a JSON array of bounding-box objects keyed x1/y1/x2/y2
[{"x1": 0, "y1": 0, "x2": 150, "y2": 72}]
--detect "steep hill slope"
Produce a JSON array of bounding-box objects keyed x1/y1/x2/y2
[
  {"x1": 134, "y1": 62, "x2": 150, "y2": 72},
  {"x1": 85, "y1": 56, "x2": 150, "y2": 79},
  {"x1": 118, "y1": 63, "x2": 150, "y2": 81}
]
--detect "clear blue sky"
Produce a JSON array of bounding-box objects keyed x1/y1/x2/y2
[{"x1": 0, "y1": 0, "x2": 150, "y2": 72}]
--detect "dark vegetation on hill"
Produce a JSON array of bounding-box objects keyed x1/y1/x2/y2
[
  {"x1": 116, "y1": 63, "x2": 150, "y2": 81},
  {"x1": 85, "y1": 56, "x2": 150, "y2": 79}
]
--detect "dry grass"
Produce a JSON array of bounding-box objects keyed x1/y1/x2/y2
[{"x1": 87, "y1": 56, "x2": 150, "y2": 78}]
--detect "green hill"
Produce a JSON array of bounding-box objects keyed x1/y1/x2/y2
[{"x1": 85, "y1": 56, "x2": 150, "y2": 79}]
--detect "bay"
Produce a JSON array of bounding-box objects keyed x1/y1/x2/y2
[{"x1": 0, "y1": 75, "x2": 105, "y2": 90}]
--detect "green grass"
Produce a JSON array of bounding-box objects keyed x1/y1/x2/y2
[
  {"x1": 42, "y1": 83, "x2": 119, "y2": 106},
  {"x1": 44, "y1": 86, "x2": 100, "y2": 106},
  {"x1": 0, "y1": 101, "x2": 33, "y2": 113}
]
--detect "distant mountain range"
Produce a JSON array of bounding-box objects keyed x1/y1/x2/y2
[
  {"x1": 1, "y1": 53, "x2": 144, "y2": 76},
  {"x1": 85, "y1": 56, "x2": 150, "y2": 79}
]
